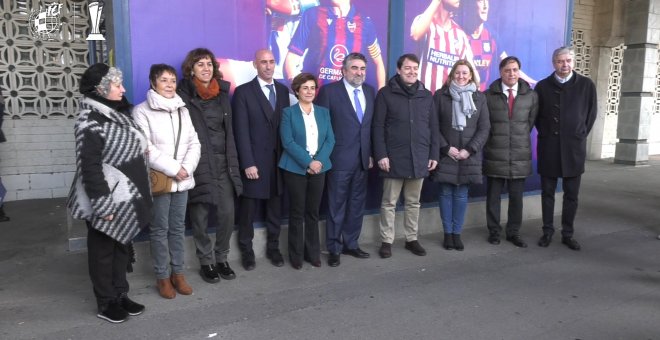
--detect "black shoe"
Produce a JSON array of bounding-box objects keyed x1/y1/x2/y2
[
  {"x1": 199, "y1": 264, "x2": 220, "y2": 283},
  {"x1": 241, "y1": 251, "x2": 256, "y2": 271},
  {"x1": 97, "y1": 302, "x2": 128, "y2": 323},
  {"x1": 561, "y1": 237, "x2": 581, "y2": 251},
  {"x1": 290, "y1": 258, "x2": 303, "y2": 270},
  {"x1": 266, "y1": 249, "x2": 285, "y2": 267},
  {"x1": 118, "y1": 293, "x2": 145, "y2": 316},
  {"x1": 216, "y1": 262, "x2": 236, "y2": 280},
  {"x1": 405, "y1": 240, "x2": 427, "y2": 256},
  {"x1": 538, "y1": 234, "x2": 552, "y2": 247},
  {"x1": 506, "y1": 235, "x2": 528, "y2": 248},
  {"x1": 452, "y1": 234, "x2": 464, "y2": 251},
  {"x1": 488, "y1": 233, "x2": 500, "y2": 245},
  {"x1": 443, "y1": 233, "x2": 454, "y2": 250},
  {"x1": 342, "y1": 247, "x2": 370, "y2": 259},
  {"x1": 379, "y1": 242, "x2": 392, "y2": 258},
  {"x1": 327, "y1": 253, "x2": 340, "y2": 267}
]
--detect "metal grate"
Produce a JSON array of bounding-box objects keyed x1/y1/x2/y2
[{"x1": 0, "y1": 0, "x2": 91, "y2": 119}]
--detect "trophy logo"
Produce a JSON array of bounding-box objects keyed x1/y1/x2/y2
[
  {"x1": 29, "y1": 2, "x2": 63, "y2": 40},
  {"x1": 86, "y1": 1, "x2": 106, "y2": 41}
]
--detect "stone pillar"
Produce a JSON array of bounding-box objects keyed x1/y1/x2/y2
[
  {"x1": 587, "y1": 46, "x2": 613, "y2": 159},
  {"x1": 614, "y1": 0, "x2": 660, "y2": 165}
]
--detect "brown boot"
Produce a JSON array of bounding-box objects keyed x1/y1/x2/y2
[
  {"x1": 157, "y1": 278, "x2": 176, "y2": 299},
  {"x1": 170, "y1": 273, "x2": 193, "y2": 295}
]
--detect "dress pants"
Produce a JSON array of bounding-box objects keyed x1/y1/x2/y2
[
  {"x1": 486, "y1": 177, "x2": 525, "y2": 237},
  {"x1": 87, "y1": 222, "x2": 129, "y2": 309},
  {"x1": 237, "y1": 195, "x2": 282, "y2": 254},
  {"x1": 541, "y1": 175, "x2": 581, "y2": 237},
  {"x1": 379, "y1": 178, "x2": 424, "y2": 243},
  {"x1": 325, "y1": 166, "x2": 367, "y2": 254},
  {"x1": 283, "y1": 170, "x2": 325, "y2": 264}
]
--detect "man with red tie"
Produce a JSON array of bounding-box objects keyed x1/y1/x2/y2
[{"x1": 483, "y1": 56, "x2": 538, "y2": 248}]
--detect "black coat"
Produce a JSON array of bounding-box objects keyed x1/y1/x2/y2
[
  {"x1": 372, "y1": 76, "x2": 439, "y2": 179},
  {"x1": 483, "y1": 79, "x2": 538, "y2": 179},
  {"x1": 534, "y1": 72, "x2": 597, "y2": 177},
  {"x1": 431, "y1": 86, "x2": 490, "y2": 185},
  {"x1": 178, "y1": 78, "x2": 243, "y2": 205},
  {"x1": 0, "y1": 86, "x2": 6, "y2": 143},
  {"x1": 232, "y1": 77, "x2": 289, "y2": 199}
]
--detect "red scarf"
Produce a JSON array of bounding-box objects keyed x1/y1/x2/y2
[{"x1": 193, "y1": 77, "x2": 220, "y2": 100}]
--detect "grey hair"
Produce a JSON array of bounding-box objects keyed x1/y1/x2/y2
[
  {"x1": 96, "y1": 67, "x2": 123, "y2": 97},
  {"x1": 552, "y1": 46, "x2": 575, "y2": 62}
]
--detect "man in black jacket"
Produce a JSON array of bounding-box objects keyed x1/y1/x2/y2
[
  {"x1": 372, "y1": 54, "x2": 439, "y2": 258},
  {"x1": 483, "y1": 56, "x2": 538, "y2": 248},
  {"x1": 534, "y1": 47, "x2": 597, "y2": 251},
  {"x1": 232, "y1": 49, "x2": 290, "y2": 270}
]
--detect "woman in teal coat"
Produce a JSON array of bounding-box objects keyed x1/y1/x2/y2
[{"x1": 279, "y1": 72, "x2": 335, "y2": 269}]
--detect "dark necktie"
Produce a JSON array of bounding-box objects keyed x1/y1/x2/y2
[
  {"x1": 266, "y1": 84, "x2": 276, "y2": 110},
  {"x1": 507, "y1": 88, "x2": 514, "y2": 119},
  {"x1": 354, "y1": 88, "x2": 363, "y2": 123}
]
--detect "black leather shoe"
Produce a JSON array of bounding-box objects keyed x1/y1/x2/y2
[
  {"x1": 328, "y1": 253, "x2": 340, "y2": 267},
  {"x1": 290, "y1": 259, "x2": 303, "y2": 270},
  {"x1": 561, "y1": 237, "x2": 581, "y2": 251},
  {"x1": 488, "y1": 233, "x2": 500, "y2": 245},
  {"x1": 241, "y1": 251, "x2": 256, "y2": 271},
  {"x1": 405, "y1": 240, "x2": 427, "y2": 256},
  {"x1": 379, "y1": 242, "x2": 392, "y2": 258},
  {"x1": 538, "y1": 234, "x2": 552, "y2": 247},
  {"x1": 506, "y1": 235, "x2": 528, "y2": 248},
  {"x1": 199, "y1": 264, "x2": 220, "y2": 283},
  {"x1": 216, "y1": 262, "x2": 236, "y2": 280},
  {"x1": 342, "y1": 247, "x2": 370, "y2": 258},
  {"x1": 266, "y1": 250, "x2": 285, "y2": 267}
]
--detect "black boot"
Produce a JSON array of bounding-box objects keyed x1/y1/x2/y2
[
  {"x1": 443, "y1": 233, "x2": 454, "y2": 250},
  {"x1": 0, "y1": 204, "x2": 9, "y2": 222},
  {"x1": 453, "y1": 234, "x2": 464, "y2": 251}
]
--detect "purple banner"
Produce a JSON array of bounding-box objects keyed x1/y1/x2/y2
[{"x1": 129, "y1": 0, "x2": 389, "y2": 103}]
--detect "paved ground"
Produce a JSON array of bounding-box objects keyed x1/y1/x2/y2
[{"x1": 1, "y1": 158, "x2": 659, "y2": 340}]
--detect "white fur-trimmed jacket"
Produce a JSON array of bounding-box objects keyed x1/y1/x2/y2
[
  {"x1": 68, "y1": 96, "x2": 153, "y2": 244},
  {"x1": 132, "y1": 89, "x2": 201, "y2": 192}
]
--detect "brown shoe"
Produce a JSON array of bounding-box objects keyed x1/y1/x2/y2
[
  {"x1": 157, "y1": 278, "x2": 176, "y2": 299},
  {"x1": 170, "y1": 273, "x2": 193, "y2": 295}
]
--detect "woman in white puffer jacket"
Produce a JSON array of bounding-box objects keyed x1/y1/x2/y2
[{"x1": 133, "y1": 64, "x2": 201, "y2": 299}]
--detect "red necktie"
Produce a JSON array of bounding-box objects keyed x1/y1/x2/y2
[{"x1": 507, "y1": 88, "x2": 514, "y2": 119}]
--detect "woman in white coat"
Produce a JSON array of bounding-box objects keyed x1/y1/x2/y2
[{"x1": 133, "y1": 64, "x2": 201, "y2": 299}]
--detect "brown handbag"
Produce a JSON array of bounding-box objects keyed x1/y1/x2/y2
[{"x1": 150, "y1": 109, "x2": 182, "y2": 196}]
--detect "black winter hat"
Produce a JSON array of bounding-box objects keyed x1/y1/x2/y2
[{"x1": 79, "y1": 63, "x2": 110, "y2": 95}]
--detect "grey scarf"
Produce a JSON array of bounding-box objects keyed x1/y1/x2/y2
[{"x1": 448, "y1": 81, "x2": 477, "y2": 131}]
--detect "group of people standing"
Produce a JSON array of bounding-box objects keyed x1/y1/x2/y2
[{"x1": 68, "y1": 45, "x2": 596, "y2": 323}]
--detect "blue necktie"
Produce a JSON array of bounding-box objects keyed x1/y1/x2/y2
[
  {"x1": 266, "y1": 84, "x2": 276, "y2": 110},
  {"x1": 354, "y1": 88, "x2": 363, "y2": 123}
]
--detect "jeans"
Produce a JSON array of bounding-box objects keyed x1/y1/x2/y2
[
  {"x1": 438, "y1": 183, "x2": 469, "y2": 234},
  {"x1": 149, "y1": 191, "x2": 188, "y2": 279}
]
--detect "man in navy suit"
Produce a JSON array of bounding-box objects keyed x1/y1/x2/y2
[
  {"x1": 232, "y1": 49, "x2": 291, "y2": 270},
  {"x1": 316, "y1": 52, "x2": 375, "y2": 267}
]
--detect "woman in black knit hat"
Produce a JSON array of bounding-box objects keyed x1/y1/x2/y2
[{"x1": 67, "y1": 63, "x2": 153, "y2": 323}]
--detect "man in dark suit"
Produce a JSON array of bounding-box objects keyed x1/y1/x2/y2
[
  {"x1": 232, "y1": 49, "x2": 290, "y2": 270},
  {"x1": 316, "y1": 52, "x2": 375, "y2": 267},
  {"x1": 534, "y1": 46, "x2": 597, "y2": 251}
]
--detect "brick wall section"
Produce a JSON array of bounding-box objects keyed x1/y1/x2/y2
[{"x1": 0, "y1": 119, "x2": 76, "y2": 201}]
